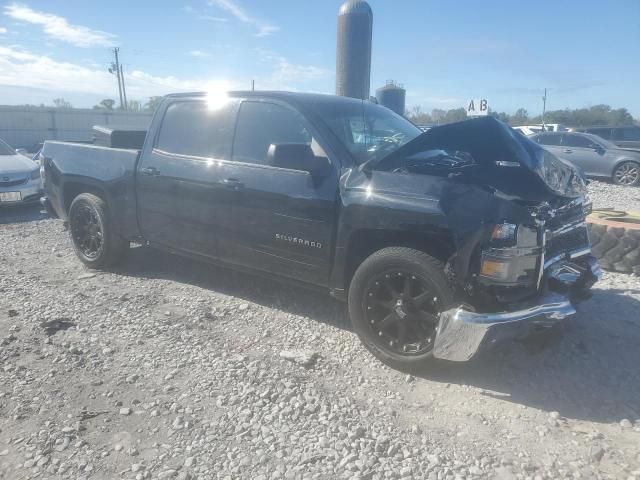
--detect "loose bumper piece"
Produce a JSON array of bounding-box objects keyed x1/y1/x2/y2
[{"x1": 433, "y1": 256, "x2": 601, "y2": 361}]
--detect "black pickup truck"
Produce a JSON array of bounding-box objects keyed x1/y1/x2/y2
[{"x1": 41, "y1": 91, "x2": 600, "y2": 369}]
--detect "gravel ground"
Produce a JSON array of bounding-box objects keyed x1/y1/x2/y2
[
  {"x1": 1, "y1": 185, "x2": 640, "y2": 480},
  {"x1": 587, "y1": 180, "x2": 640, "y2": 211}
]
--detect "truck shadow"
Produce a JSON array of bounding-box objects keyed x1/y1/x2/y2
[
  {"x1": 415, "y1": 287, "x2": 640, "y2": 424},
  {"x1": 114, "y1": 245, "x2": 351, "y2": 330},
  {"x1": 115, "y1": 246, "x2": 640, "y2": 424}
]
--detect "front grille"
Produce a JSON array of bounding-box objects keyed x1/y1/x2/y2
[
  {"x1": 0, "y1": 177, "x2": 27, "y2": 187},
  {"x1": 546, "y1": 225, "x2": 590, "y2": 261},
  {"x1": 546, "y1": 199, "x2": 590, "y2": 232}
]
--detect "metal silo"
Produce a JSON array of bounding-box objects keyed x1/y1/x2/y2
[
  {"x1": 336, "y1": 0, "x2": 373, "y2": 100},
  {"x1": 376, "y1": 81, "x2": 406, "y2": 116}
]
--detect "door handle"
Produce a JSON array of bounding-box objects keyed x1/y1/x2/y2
[
  {"x1": 222, "y1": 178, "x2": 244, "y2": 189},
  {"x1": 140, "y1": 166, "x2": 160, "y2": 176},
  {"x1": 562, "y1": 149, "x2": 573, "y2": 154}
]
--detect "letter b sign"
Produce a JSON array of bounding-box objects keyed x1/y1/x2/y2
[{"x1": 466, "y1": 98, "x2": 489, "y2": 117}]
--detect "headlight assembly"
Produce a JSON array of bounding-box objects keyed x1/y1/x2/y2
[{"x1": 535, "y1": 150, "x2": 586, "y2": 197}]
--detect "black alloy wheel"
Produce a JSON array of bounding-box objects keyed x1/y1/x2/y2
[
  {"x1": 70, "y1": 204, "x2": 104, "y2": 259},
  {"x1": 67, "y1": 193, "x2": 129, "y2": 268},
  {"x1": 363, "y1": 270, "x2": 442, "y2": 356},
  {"x1": 348, "y1": 247, "x2": 455, "y2": 371}
]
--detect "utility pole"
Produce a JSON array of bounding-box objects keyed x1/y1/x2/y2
[
  {"x1": 120, "y1": 64, "x2": 128, "y2": 110},
  {"x1": 542, "y1": 88, "x2": 547, "y2": 129},
  {"x1": 109, "y1": 47, "x2": 124, "y2": 109}
]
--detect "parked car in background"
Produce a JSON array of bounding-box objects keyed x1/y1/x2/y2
[
  {"x1": 572, "y1": 125, "x2": 640, "y2": 151},
  {"x1": 0, "y1": 138, "x2": 43, "y2": 205},
  {"x1": 531, "y1": 131, "x2": 640, "y2": 186}
]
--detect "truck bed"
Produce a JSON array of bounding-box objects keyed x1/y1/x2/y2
[{"x1": 41, "y1": 141, "x2": 141, "y2": 237}]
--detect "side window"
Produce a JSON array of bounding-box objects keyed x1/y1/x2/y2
[
  {"x1": 564, "y1": 134, "x2": 596, "y2": 148},
  {"x1": 536, "y1": 134, "x2": 562, "y2": 146},
  {"x1": 232, "y1": 102, "x2": 312, "y2": 165},
  {"x1": 155, "y1": 100, "x2": 236, "y2": 158},
  {"x1": 588, "y1": 128, "x2": 612, "y2": 140}
]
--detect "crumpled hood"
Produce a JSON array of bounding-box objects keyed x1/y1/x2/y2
[
  {"x1": 376, "y1": 116, "x2": 540, "y2": 171},
  {"x1": 0, "y1": 154, "x2": 37, "y2": 174},
  {"x1": 372, "y1": 116, "x2": 582, "y2": 202}
]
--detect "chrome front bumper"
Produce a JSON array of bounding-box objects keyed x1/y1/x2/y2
[{"x1": 433, "y1": 256, "x2": 601, "y2": 361}]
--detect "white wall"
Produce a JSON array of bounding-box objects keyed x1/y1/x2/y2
[{"x1": 0, "y1": 106, "x2": 153, "y2": 150}]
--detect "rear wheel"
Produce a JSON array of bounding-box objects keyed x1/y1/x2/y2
[
  {"x1": 348, "y1": 247, "x2": 455, "y2": 371},
  {"x1": 613, "y1": 161, "x2": 640, "y2": 186},
  {"x1": 68, "y1": 193, "x2": 128, "y2": 269}
]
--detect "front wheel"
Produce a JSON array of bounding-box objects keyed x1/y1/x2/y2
[
  {"x1": 68, "y1": 193, "x2": 128, "y2": 269},
  {"x1": 348, "y1": 247, "x2": 455, "y2": 371},
  {"x1": 613, "y1": 161, "x2": 640, "y2": 186}
]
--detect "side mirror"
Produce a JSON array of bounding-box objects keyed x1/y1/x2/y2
[
  {"x1": 267, "y1": 143, "x2": 331, "y2": 177},
  {"x1": 591, "y1": 144, "x2": 605, "y2": 153}
]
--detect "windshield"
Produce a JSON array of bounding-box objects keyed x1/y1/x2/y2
[
  {"x1": 315, "y1": 101, "x2": 422, "y2": 164},
  {"x1": 0, "y1": 139, "x2": 16, "y2": 155}
]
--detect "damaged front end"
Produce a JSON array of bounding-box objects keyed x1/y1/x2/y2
[{"x1": 370, "y1": 117, "x2": 601, "y2": 361}]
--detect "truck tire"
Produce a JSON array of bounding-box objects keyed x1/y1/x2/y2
[
  {"x1": 68, "y1": 193, "x2": 129, "y2": 269},
  {"x1": 348, "y1": 247, "x2": 455, "y2": 371},
  {"x1": 587, "y1": 209, "x2": 640, "y2": 274}
]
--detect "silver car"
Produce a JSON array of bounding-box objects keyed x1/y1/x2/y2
[
  {"x1": 531, "y1": 131, "x2": 640, "y2": 186},
  {"x1": 0, "y1": 139, "x2": 43, "y2": 206}
]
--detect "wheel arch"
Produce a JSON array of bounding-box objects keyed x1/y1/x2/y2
[
  {"x1": 612, "y1": 157, "x2": 640, "y2": 176},
  {"x1": 336, "y1": 228, "x2": 455, "y2": 298},
  {"x1": 63, "y1": 179, "x2": 111, "y2": 215}
]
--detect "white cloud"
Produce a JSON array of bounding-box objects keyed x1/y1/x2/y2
[
  {"x1": 184, "y1": 5, "x2": 228, "y2": 22},
  {"x1": 0, "y1": 26, "x2": 7, "y2": 34},
  {"x1": 188, "y1": 50, "x2": 211, "y2": 58},
  {"x1": 0, "y1": 45, "x2": 230, "y2": 102},
  {"x1": 3, "y1": 3, "x2": 117, "y2": 48},
  {"x1": 208, "y1": 0, "x2": 279, "y2": 37},
  {"x1": 0, "y1": 45, "x2": 330, "y2": 106},
  {"x1": 270, "y1": 57, "x2": 330, "y2": 83}
]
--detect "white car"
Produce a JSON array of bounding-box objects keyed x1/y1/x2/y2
[
  {"x1": 514, "y1": 124, "x2": 568, "y2": 136},
  {"x1": 0, "y1": 139, "x2": 43, "y2": 206},
  {"x1": 513, "y1": 125, "x2": 545, "y2": 136}
]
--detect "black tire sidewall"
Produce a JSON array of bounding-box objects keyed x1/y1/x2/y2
[
  {"x1": 348, "y1": 247, "x2": 454, "y2": 371},
  {"x1": 69, "y1": 193, "x2": 116, "y2": 268}
]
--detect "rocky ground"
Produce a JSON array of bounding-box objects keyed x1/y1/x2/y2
[
  {"x1": 587, "y1": 180, "x2": 640, "y2": 212},
  {"x1": 1, "y1": 182, "x2": 640, "y2": 480}
]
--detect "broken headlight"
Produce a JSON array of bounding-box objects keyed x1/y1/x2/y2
[{"x1": 535, "y1": 150, "x2": 587, "y2": 197}]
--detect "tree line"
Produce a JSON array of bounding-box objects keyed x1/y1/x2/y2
[
  {"x1": 18, "y1": 98, "x2": 640, "y2": 128},
  {"x1": 17, "y1": 97, "x2": 165, "y2": 112},
  {"x1": 406, "y1": 104, "x2": 638, "y2": 127}
]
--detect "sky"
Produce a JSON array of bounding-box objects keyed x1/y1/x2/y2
[{"x1": 0, "y1": 0, "x2": 638, "y2": 116}]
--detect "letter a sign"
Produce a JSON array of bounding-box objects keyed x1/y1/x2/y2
[{"x1": 466, "y1": 99, "x2": 489, "y2": 117}]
